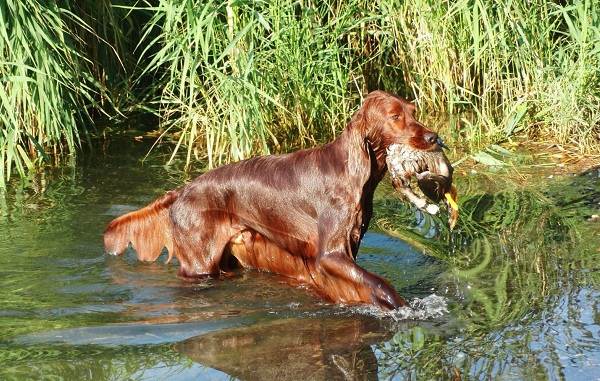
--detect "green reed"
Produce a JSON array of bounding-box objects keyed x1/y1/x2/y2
[
  {"x1": 0, "y1": 1, "x2": 96, "y2": 188},
  {"x1": 1, "y1": 0, "x2": 598, "y2": 181},
  {"x1": 0, "y1": 0, "x2": 134, "y2": 188},
  {"x1": 139, "y1": 0, "x2": 599, "y2": 170},
  {"x1": 389, "y1": 0, "x2": 600, "y2": 150},
  {"x1": 136, "y1": 0, "x2": 363, "y2": 168}
]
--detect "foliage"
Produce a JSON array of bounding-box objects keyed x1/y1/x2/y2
[
  {"x1": 1, "y1": 0, "x2": 599, "y2": 180},
  {"x1": 0, "y1": 0, "x2": 134, "y2": 188},
  {"x1": 390, "y1": 0, "x2": 600, "y2": 150},
  {"x1": 138, "y1": 0, "x2": 600, "y2": 169},
  {"x1": 136, "y1": 0, "x2": 361, "y2": 167}
]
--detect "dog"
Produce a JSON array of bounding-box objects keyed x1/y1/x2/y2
[{"x1": 104, "y1": 90, "x2": 453, "y2": 310}]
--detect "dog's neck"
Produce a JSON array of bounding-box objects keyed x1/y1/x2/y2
[{"x1": 363, "y1": 131, "x2": 388, "y2": 176}]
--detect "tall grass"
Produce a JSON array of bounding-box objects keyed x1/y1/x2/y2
[
  {"x1": 1, "y1": 0, "x2": 598, "y2": 183},
  {"x1": 139, "y1": 0, "x2": 599, "y2": 170},
  {"x1": 69, "y1": 1, "x2": 140, "y2": 107},
  {"x1": 0, "y1": 0, "x2": 134, "y2": 188},
  {"x1": 389, "y1": 0, "x2": 600, "y2": 150},
  {"x1": 138, "y1": 0, "x2": 367, "y2": 168},
  {"x1": 0, "y1": 0, "x2": 97, "y2": 188}
]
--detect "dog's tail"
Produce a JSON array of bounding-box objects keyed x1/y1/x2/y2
[{"x1": 103, "y1": 190, "x2": 179, "y2": 262}]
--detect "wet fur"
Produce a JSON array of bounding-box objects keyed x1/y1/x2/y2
[{"x1": 103, "y1": 90, "x2": 446, "y2": 310}]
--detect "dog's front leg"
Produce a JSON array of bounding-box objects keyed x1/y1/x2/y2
[{"x1": 316, "y1": 251, "x2": 406, "y2": 310}]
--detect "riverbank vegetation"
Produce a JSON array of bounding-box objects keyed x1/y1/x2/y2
[{"x1": 1, "y1": 0, "x2": 599, "y2": 186}]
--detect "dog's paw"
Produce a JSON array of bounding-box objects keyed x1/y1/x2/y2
[{"x1": 372, "y1": 284, "x2": 407, "y2": 310}]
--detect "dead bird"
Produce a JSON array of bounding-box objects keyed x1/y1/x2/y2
[{"x1": 386, "y1": 142, "x2": 459, "y2": 229}]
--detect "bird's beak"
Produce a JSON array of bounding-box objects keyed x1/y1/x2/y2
[{"x1": 436, "y1": 137, "x2": 448, "y2": 149}]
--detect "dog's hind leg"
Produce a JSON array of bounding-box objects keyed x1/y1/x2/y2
[
  {"x1": 227, "y1": 230, "x2": 316, "y2": 284},
  {"x1": 170, "y1": 212, "x2": 232, "y2": 279}
]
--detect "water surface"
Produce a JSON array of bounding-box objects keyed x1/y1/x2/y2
[{"x1": 0, "y1": 136, "x2": 598, "y2": 380}]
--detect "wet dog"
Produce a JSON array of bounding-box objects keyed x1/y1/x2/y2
[{"x1": 104, "y1": 91, "x2": 454, "y2": 309}]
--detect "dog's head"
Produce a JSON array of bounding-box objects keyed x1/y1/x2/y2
[
  {"x1": 355, "y1": 91, "x2": 456, "y2": 217},
  {"x1": 356, "y1": 90, "x2": 451, "y2": 181},
  {"x1": 357, "y1": 90, "x2": 445, "y2": 153}
]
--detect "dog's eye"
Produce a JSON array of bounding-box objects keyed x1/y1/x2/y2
[{"x1": 390, "y1": 114, "x2": 400, "y2": 120}]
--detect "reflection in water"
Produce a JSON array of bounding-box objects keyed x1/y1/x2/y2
[
  {"x1": 373, "y1": 166, "x2": 600, "y2": 379},
  {"x1": 178, "y1": 317, "x2": 389, "y2": 380},
  {"x1": 0, "y1": 135, "x2": 598, "y2": 380}
]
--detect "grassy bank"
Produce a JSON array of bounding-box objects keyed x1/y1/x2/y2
[
  {"x1": 0, "y1": 0, "x2": 137, "y2": 188},
  {"x1": 0, "y1": 1, "x2": 94, "y2": 187},
  {"x1": 1, "y1": 0, "x2": 598, "y2": 184}
]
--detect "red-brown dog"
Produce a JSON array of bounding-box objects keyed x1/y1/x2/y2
[{"x1": 104, "y1": 91, "x2": 451, "y2": 310}]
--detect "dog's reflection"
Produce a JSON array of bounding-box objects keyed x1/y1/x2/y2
[{"x1": 176, "y1": 316, "x2": 391, "y2": 380}]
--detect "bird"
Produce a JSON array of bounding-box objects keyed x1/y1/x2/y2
[{"x1": 416, "y1": 172, "x2": 451, "y2": 203}]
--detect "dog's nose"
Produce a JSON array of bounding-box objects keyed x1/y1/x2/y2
[{"x1": 424, "y1": 132, "x2": 438, "y2": 145}]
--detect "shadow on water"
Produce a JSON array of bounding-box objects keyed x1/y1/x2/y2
[{"x1": 0, "y1": 134, "x2": 598, "y2": 380}]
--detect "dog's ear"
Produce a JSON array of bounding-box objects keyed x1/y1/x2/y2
[
  {"x1": 349, "y1": 103, "x2": 368, "y2": 135},
  {"x1": 345, "y1": 98, "x2": 374, "y2": 185},
  {"x1": 352, "y1": 92, "x2": 387, "y2": 133}
]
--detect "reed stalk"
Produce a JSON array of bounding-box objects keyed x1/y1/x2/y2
[{"x1": 1, "y1": 0, "x2": 598, "y2": 182}]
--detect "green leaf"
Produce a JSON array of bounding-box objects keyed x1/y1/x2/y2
[{"x1": 472, "y1": 151, "x2": 506, "y2": 166}]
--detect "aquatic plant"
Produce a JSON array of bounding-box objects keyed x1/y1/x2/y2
[
  {"x1": 138, "y1": 0, "x2": 599, "y2": 170},
  {"x1": 389, "y1": 0, "x2": 600, "y2": 151},
  {"x1": 0, "y1": 0, "x2": 135, "y2": 188},
  {"x1": 136, "y1": 0, "x2": 359, "y2": 168}
]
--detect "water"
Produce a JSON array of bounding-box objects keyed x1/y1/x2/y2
[{"x1": 0, "y1": 135, "x2": 598, "y2": 380}]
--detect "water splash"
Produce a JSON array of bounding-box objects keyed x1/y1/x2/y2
[
  {"x1": 392, "y1": 294, "x2": 449, "y2": 320},
  {"x1": 355, "y1": 294, "x2": 448, "y2": 321}
]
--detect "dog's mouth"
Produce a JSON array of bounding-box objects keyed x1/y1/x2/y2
[
  {"x1": 386, "y1": 143, "x2": 459, "y2": 229},
  {"x1": 385, "y1": 144, "x2": 452, "y2": 192}
]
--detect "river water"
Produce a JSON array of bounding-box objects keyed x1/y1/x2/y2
[{"x1": 0, "y1": 135, "x2": 598, "y2": 380}]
